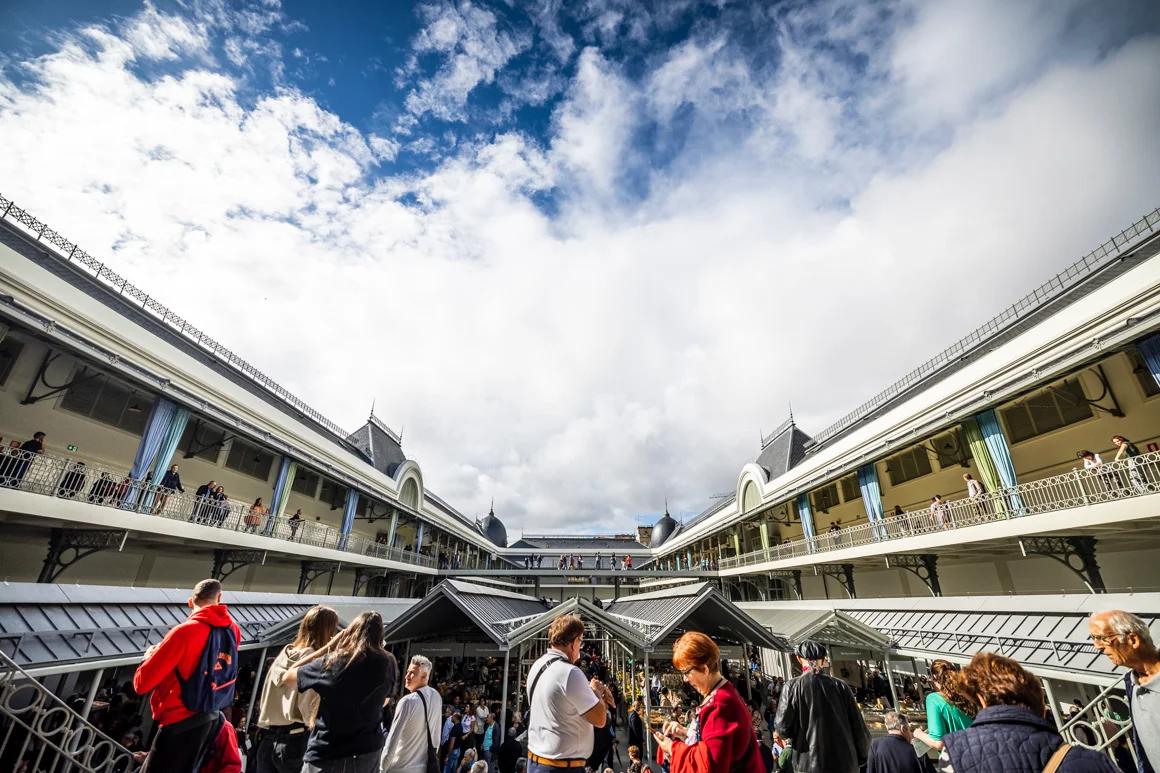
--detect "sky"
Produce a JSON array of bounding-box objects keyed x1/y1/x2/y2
[{"x1": 1, "y1": 1, "x2": 1159, "y2": 535}]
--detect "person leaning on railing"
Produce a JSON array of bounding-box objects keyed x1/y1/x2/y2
[{"x1": 0, "y1": 431, "x2": 45, "y2": 488}]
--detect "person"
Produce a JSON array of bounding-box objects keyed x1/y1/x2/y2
[
  {"x1": 938, "y1": 653, "x2": 1118, "y2": 772},
  {"x1": 828, "y1": 522, "x2": 841, "y2": 545},
  {"x1": 286, "y1": 611, "x2": 398, "y2": 773},
  {"x1": 1112, "y1": 435, "x2": 1147, "y2": 493},
  {"x1": 245, "y1": 498, "x2": 265, "y2": 534},
  {"x1": 912, "y1": 660, "x2": 973, "y2": 754},
  {"x1": 88, "y1": 471, "x2": 117, "y2": 504},
  {"x1": 212, "y1": 485, "x2": 229, "y2": 526},
  {"x1": 443, "y1": 712, "x2": 465, "y2": 773},
  {"x1": 255, "y1": 605, "x2": 338, "y2": 773},
  {"x1": 774, "y1": 734, "x2": 792, "y2": 772},
  {"x1": 473, "y1": 701, "x2": 488, "y2": 751},
  {"x1": 525, "y1": 614, "x2": 611, "y2": 772},
  {"x1": 963, "y1": 473, "x2": 985, "y2": 516},
  {"x1": 154, "y1": 463, "x2": 184, "y2": 514},
  {"x1": 288, "y1": 509, "x2": 304, "y2": 540},
  {"x1": 866, "y1": 711, "x2": 923, "y2": 773},
  {"x1": 58, "y1": 460, "x2": 87, "y2": 498},
  {"x1": 456, "y1": 748, "x2": 478, "y2": 773},
  {"x1": 627, "y1": 697, "x2": 645, "y2": 751},
  {"x1": 774, "y1": 641, "x2": 868, "y2": 773},
  {"x1": 929, "y1": 495, "x2": 949, "y2": 530},
  {"x1": 626, "y1": 744, "x2": 644, "y2": 773},
  {"x1": 1089, "y1": 609, "x2": 1160, "y2": 772},
  {"x1": 497, "y1": 727, "x2": 523, "y2": 773},
  {"x1": 191, "y1": 480, "x2": 216, "y2": 522},
  {"x1": 481, "y1": 714, "x2": 497, "y2": 770},
  {"x1": 652, "y1": 631, "x2": 762, "y2": 773},
  {"x1": 381, "y1": 655, "x2": 442, "y2": 773},
  {"x1": 132, "y1": 579, "x2": 241, "y2": 773},
  {"x1": 1, "y1": 431, "x2": 46, "y2": 488}
]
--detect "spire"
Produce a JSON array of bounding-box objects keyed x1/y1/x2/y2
[
  {"x1": 788, "y1": 401, "x2": 794, "y2": 424},
  {"x1": 664, "y1": 497, "x2": 670, "y2": 517},
  {"x1": 369, "y1": 398, "x2": 376, "y2": 419},
  {"x1": 489, "y1": 498, "x2": 495, "y2": 517}
]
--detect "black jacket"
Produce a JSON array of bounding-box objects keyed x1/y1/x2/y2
[
  {"x1": 866, "y1": 734, "x2": 923, "y2": 773},
  {"x1": 774, "y1": 671, "x2": 868, "y2": 773},
  {"x1": 627, "y1": 709, "x2": 645, "y2": 750},
  {"x1": 942, "y1": 705, "x2": 1119, "y2": 773}
]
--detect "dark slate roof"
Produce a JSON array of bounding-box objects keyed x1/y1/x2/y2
[
  {"x1": 479, "y1": 509, "x2": 508, "y2": 547},
  {"x1": 649, "y1": 513, "x2": 680, "y2": 547},
  {"x1": 345, "y1": 415, "x2": 407, "y2": 477},
  {"x1": 382, "y1": 580, "x2": 552, "y2": 646},
  {"x1": 755, "y1": 419, "x2": 814, "y2": 478}
]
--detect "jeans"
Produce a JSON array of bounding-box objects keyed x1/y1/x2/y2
[
  {"x1": 443, "y1": 748, "x2": 461, "y2": 773},
  {"x1": 254, "y1": 729, "x2": 307, "y2": 773},
  {"x1": 301, "y1": 748, "x2": 380, "y2": 773}
]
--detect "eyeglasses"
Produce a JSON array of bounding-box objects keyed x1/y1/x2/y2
[
  {"x1": 1089, "y1": 633, "x2": 1120, "y2": 644},
  {"x1": 678, "y1": 665, "x2": 700, "y2": 678}
]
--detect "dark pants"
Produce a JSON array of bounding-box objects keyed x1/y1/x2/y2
[
  {"x1": 255, "y1": 727, "x2": 308, "y2": 773},
  {"x1": 142, "y1": 712, "x2": 216, "y2": 773},
  {"x1": 301, "y1": 748, "x2": 380, "y2": 772}
]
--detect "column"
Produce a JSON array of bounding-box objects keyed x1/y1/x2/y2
[
  {"x1": 415, "y1": 521, "x2": 426, "y2": 554},
  {"x1": 387, "y1": 509, "x2": 399, "y2": 547}
]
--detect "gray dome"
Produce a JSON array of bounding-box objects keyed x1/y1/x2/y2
[
  {"x1": 480, "y1": 507, "x2": 508, "y2": 547},
  {"x1": 650, "y1": 511, "x2": 679, "y2": 547}
]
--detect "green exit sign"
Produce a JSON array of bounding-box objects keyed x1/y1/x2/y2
[{"x1": 67, "y1": 444, "x2": 78, "y2": 452}]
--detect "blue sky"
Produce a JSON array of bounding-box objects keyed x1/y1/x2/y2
[{"x1": 1, "y1": 1, "x2": 1158, "y2": 532}]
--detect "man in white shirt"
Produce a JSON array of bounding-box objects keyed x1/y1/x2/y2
[
  {"x1": 526, "y1": 614, "x2": 611, "y2": 772},
  {"x1": 381, "y1": 655, "x2": 442, "y2": 773}
]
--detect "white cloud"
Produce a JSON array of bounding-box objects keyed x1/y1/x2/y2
[{"x1": 0, "y1": 2, "x2": 1157, "y2": 535}]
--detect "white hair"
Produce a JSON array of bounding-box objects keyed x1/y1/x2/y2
[
  {"x1": 1095, "y1": 610, "x2": 1154, "y2": 647},
  {"x1": 883, "y1": 711, "x2": 910, "y2": 731},
  {"x1": 470, "y1": 763, "x2": 488, "y2": 773},
  {"x1": 410, "y1": 654, "x2": 433, "y2": 676}
]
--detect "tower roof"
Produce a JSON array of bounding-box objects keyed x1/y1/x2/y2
[
  {"x1": 345, "y1": 412, "x2": 406, "y2": 477},
  {"x1": 479, "y1": 503, "x2": 508, "y2": 547},
  {"x1": 756, "y1": 418, "x2": 813, "y2": 478}
]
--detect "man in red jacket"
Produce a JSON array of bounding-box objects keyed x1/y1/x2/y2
[{"x1": 134, "y1": 579, "x2": 241, "y2": 773}]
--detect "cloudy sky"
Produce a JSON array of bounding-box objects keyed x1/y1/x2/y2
[{"x1": 1, "y1": 1, "x2": 1159, "y2": 534}]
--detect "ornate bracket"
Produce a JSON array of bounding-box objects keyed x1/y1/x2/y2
[
  {"x1": 769, "y1": 569, "x2": 803, "y2": 600},
  {"x1": 298, "y1": 561, "x2": 341, "y2": 594},
  {"x1": 211, "y1": 549, "x2": 265, "y2": 582},
  {"x1": 352, "y1": 566, "x2": 389, "y2": 596},
  {"x1": 1020, "y1": 536, "x2": 1106, "y2": 593},
  {"x1": 22, "y1": 350, "x2": 104, "y2": 405},
  {"x1": 886, "y1": 554, "x2": 942, "y2": 596},
  {"x1": 38, "y1": 529, "x2": 126, "y2": 583},
  {"x1": 816, "y1": 563, "x2": 856, "y2": 598}
]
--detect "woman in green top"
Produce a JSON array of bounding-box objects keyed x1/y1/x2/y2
[{"x1": 913, "y1": 660, "x2": 975, "y2": 752}]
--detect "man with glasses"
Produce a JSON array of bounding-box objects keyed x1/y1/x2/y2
[
  {"x1": 1089, "y1": 610, "x2": 1160, "y2": 772},
  {"x1": 525, "y1": 614, "x2": 612, "y2": 772}
]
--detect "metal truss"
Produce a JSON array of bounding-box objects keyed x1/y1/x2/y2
[
  {"x1": 298, "y1": 561, "x2": 341, "y2": 594},
  {"x1": 815, "y1": 563, "x2": 856, "y2": 598},
  {"x1": 885, "y1": 554, "x2": 942, "y2": 596},
  {"x1": 37, "y1": 529, "x2": 127, "y2": 583},
  {"x1": 768, "y1": 569, "x2": 803, "y2": 600},
  {"x1": 352, "y1": 566, "x2": 389, "y2": 596},
  {"x1": 211, "y1": 549, "x2": 266, "y2": 583},
  {"x1": 1019, "y1": 535, "x2": 1107, "y2": 593}
]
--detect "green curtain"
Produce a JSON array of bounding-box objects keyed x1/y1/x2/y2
[{"x1": 963, "y1": 418, "x2": 1005, "y2": 514}]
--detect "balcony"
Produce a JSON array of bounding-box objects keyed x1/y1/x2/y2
[{"x1": 0, "y1": 445, "x2": 436, "y2": 570}]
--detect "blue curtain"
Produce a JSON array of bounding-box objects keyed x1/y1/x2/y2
[
  {"x1": 858, "y1": 463, "x2": 888, "y2": 540},
  {"x1": 139, "y1": 406, "x2": 190, "y2": 511},
  {"x1": 976, "y1": 409, "x2": 1026, "y2": 515},
  {"x1": 1138, "y1": 333, "x2": 1160, "y2": 391},
  {"x1": 270, "y1": 457, "x2": 297, "y2": 518},
  {"x1": 797, "y1": 493, "x2": 816, "y2": 550},
  {"x1": 121, "y1": 398, "x2": 178, "y2": 508}
]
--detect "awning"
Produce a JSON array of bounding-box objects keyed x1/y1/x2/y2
[
  {"x1": 504, "y1": 595, "x2": 651, "y2": 651},
  {"x1": 382, "y1": 580, "x2": 552, "y2": 647},
  {"x1": 740, "y1": 606, "x2": 890, "y2": 652}
]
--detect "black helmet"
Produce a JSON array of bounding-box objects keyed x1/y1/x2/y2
[{"x1": 794, "y1": 640, "x2": 827, "y2": 661}]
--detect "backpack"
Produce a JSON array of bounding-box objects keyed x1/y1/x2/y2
[{"x1": 178, "y1": 623, "x2": 238, "y2": 713}]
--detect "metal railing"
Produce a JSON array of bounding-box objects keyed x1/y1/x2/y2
[
  {"x1": 812, "y1": 207, "x2": 1160, "y2": 446},
  {"x1": 1058, "y1": 676, "x2": 1137, "y2": 767},
  {"x1": 719, "y1": 449, "x2": 1160, "y2": 570},
  {"x1": 0, "y1": 446, "x2": 436, "y2": 569},
  {"x1": 0, "y1": 649, "x2": 138, "y2": 773}
]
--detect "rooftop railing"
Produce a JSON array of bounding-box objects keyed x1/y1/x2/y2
[
  {"x1": 811, "y1": 208, "x2": 1160, "y2": 447},
  {"x1": 719, "y1": 449, "x2": 1160, "y2": 571},
  {"x1": 0, "y1": 446, "x2": 436, "y2": 569}
]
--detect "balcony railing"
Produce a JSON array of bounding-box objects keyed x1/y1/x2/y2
[
  {"x1": 719, "y1": 449, "x2": 1160, "y2": 570},
  {"x1": 0, "y1": 446, "x2": 436, "y2": 569},
  {"x1": 0, "y1": 648, "x2": 138, "y2": 772},
  {"x1": 1058, "y1": 676, "x2": 1137, "y2": 768}
]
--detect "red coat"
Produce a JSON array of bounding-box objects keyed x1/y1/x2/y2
[
  {"x1": 199, "y1": 718, "x2": 242, "y2": 773},
  {"x1": 132, "y1": 604, "x2": 241, "y2": 726},
  {"x1": 671, "y1": 680, "x2": 763, "y2": 773}
]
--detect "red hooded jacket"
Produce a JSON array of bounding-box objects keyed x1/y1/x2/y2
[{"x1": 133, "y1": 604, "x2": 241, "y2": 727}]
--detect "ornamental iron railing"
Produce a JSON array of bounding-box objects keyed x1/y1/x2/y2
[
  {"x1": 0, "y1": 649, "x2": 138, "y2": 773},
  {"x1": 1058, "y1": 676, "x2": 1138, "y2": 767},
  {"x1": 719, "y1": 449, "x2": 1160, "y2": 570},
  {"x1": 0, "y1": 445, "x2": 436, "y2": 569}
]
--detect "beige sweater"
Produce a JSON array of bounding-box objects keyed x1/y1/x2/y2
[{"x1": 257, "y1": 645, "x2": 320, "y2": 728}]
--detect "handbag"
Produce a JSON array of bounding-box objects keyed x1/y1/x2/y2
[{"x1": 415, "y1": 689, "x2": 441, "y2": 773}]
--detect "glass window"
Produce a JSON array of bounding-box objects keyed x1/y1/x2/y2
[
  {"x1": 224, "y1": 438, "x2": 275, "y2": 481},
  {"x1": 933, "y1": 428, "x2": 967, "y2": 469},
  {"x1": 0, "y1": 336, "x2": 24, "y2": 386},
  {"x1": 179, "y1": 421, "x2": 227, "y2": 462},
  {"x1": 811, "y1": 483, "x2": 839, "y2": 513},
  {"x1": 839, "y1": 475, "x2": 861, "y2": 504},
  {"x1": 292, "y1": 468, "x2": 320, "y2": 497},
  {"x1": 1130, "y1": 350, "x2": 1160, "y2": 397},
  {"x1": 886, "y1": 446, "x2": 932, "y2": 486},
  {"x1": 1000, "y1": 377, "x2": 1093, "y2": 443},
  {"x1": 59, "y1": 371, "x2": 154, "y2": 435},
  {"x1": 318, "y1": 479, "x2": 347, "y2": 510}
]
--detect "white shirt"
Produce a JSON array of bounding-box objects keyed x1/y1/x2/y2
[
  {"x1": 967, "y1": 479, "x2": 983, "y2": 497},
  {"x1": 526, "y1": 650, "x2": 598, "y2": 760},
  {"x1": 1083, "y1": 454, "x2": 1103, "y2": 469},
  {"x1": 381, "y1": 686, "x2": 442, "y2": 773}
]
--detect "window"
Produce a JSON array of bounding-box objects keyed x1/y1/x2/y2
[
  {"x1": 1130, "y1": 350, "x2": 1160, "y2": 397},
  {"x1": 811, "y1": 483, "x2": 839, "y2": 513},
  {"x1": 1000, "y1": 378, "x2": 1093, "y2": 443},
  {"x1": 840, "y1": 475, "x2": 861, "y2": 504},
  {"x1": 932, "y1": 428, "x2": 967, "y2": 470},
  {"x1": 292, "y1": 468, "x2": 320, "y2": 497},
  {"x1": 885, "y1": 446, "x2": 932, "y2": 486},
  {"x1": 0, "y1": 336, "x2": 24, "y2": 386},
  {"x1": 224, "y1": 438, "x2": 275, "y2": 481},
  {"x1": 318, "y1": 479, "x2": 347, "y2": 510},
  {"x1": 60, "y1": 371, "x2": 153, "y2": 435},
  {"x1": 179, "y1": 421, "x2": 228, "y2": 462}
]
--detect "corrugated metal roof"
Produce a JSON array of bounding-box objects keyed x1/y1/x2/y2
[
  {"x1": 741, "y1": 607, "x2": 889, "y2": 650},
  {"x1": 383, "y1": 580, "x2": 551, "y2": 646},
  {"x1": 606, "y1": 584, "x2": 789, "y2": 651}
]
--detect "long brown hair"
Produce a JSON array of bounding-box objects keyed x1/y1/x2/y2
[
  {"x1": 324, "y1": 611, "x2": 386, "y2": 670},
  {"x1": 930, "y1": 659, "x2": 976, "y2": 716},
  {"x1": 290, "y1": 605, "x2": 339, "y2": 654}
]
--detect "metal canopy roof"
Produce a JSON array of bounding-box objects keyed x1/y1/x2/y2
[
  {"x1": 504, "y1": 595, "x2": 651, "y2": 651},
  {"x1": 258, "y1": 599, "x2": 417, "y2": 647},
  {"x1": 740, "y1": 606, "x2": 890, "y2": 651},
  {"x1": 605, "y1": 582, "x2": 790, "y2": 652},
  {"x1": 382, "y1": 580, "x2": 553, "y2": 647}
]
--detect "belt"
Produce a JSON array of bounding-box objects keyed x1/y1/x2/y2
[
  {"x1": 263, "y1": 723, "x2": 307, "y2": 736},
  {"x1": 528, "y1": 752, "x2": 586, "y2": 768}
]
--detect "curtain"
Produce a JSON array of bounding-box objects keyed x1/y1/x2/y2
[
  {"x1": 963, "y1": 417, "x2": 1006, "y2": 516},
  {"x1": 139, "y1": 406, "x2": 190, "y2": 511},
  {"x1": 1138, "y1": 333, "x2": 1160, "y2": 391},
  {"x1": 857, "y1": 463, "x2": 888, "y2": 540},
  {"x1": 341, "y1": 489, "x2": 360, "y2": 549},
  {"x1": 759, "y1": 522, "x2": 771, "y2": 552},
  {"x1": 122, "y1": 398, "x2": 178, "y2": 508},
  {"x1": 270, "y1": 457, "x2": 298, "y2": 518},
  {"x1": 976, "y1": 409, "x2": 1026, "y2": 514},
  {"x1": 797, "y1": 493, "x2": 816, "y2": 550}
]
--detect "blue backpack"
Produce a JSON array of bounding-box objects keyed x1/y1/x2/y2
[{"x1": 178, "y1": 623, "x2": 238, "y2": 713}]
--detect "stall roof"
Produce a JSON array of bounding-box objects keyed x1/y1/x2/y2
[
  {"x1": 504, "y1": 595, "x2": 651, "y2": 651},
  {"x1": 606, "y1": 582, "x2": 790, "y2": 651},
  {"x1": 382, "y1": 580, "x2": 553, "y2": 647},
  {"x1": 740, "y1": 606, "x2": 890, "y2": 651},
  {"x1": 258, "y1": 598, "x2": 417, "y2": 646}
]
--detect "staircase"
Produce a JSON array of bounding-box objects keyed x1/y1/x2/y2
[{"x1": 0, "y1": 649, "x2": 139, "y2": 772}]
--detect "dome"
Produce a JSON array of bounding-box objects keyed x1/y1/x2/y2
[
  {"x1": 650, "y1": 510, "x2": 679, "y2": 547},
  {"x1": 480, "y1": 506, "x2": 508, "y2": 547}
]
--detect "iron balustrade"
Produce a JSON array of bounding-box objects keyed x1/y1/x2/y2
[
  {"x1": 719, "y1": 449, "x2": 1160, "y2": 570},
  {"x1": 0, "y1": 649, "x2": 138, "y2": 773},
  {"x1": 1058, "y1": 677, "x2": 1138, "y2": 767},
  {"x1": 0, "y1": 446, "x2": 436, "y2": 569}
]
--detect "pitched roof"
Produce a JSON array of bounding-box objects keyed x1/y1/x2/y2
[
  {"x1": 345, "y1": 414, "x2": 407, "y2": 476},
  {"x1": 756, "y1": 419, "x2": 813, "y2": 478},
  {"x1": 382, "y1": 580, "x2": 552, "y2": 646}
]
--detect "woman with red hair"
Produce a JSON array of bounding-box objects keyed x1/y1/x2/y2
[{"x1": 652, "y1": 632, "x2": 762, "y2": 773}]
